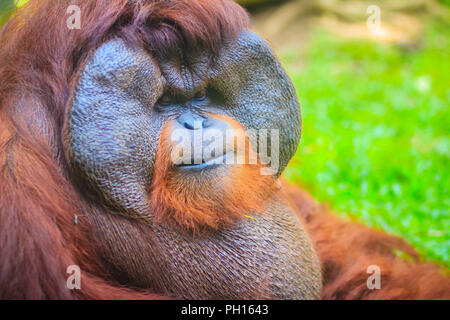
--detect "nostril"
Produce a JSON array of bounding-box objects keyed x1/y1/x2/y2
[
  {"x1": 183, "y1": 121, "x2": 195, "y2": 130},
  {"x1": 177, "y1": 112, "x2": 207, "y2": 130},
  {"x1": 202, "y1": 117, "x2": 213, "y2": 128}
]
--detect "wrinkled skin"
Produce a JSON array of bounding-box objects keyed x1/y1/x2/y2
[{"x1": 64, "y1": 31, "x2": 321, "y2": 299}]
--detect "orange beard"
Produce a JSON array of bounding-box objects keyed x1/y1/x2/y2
[{"x1": 150, "y1": 117, "x2": 278, "y2": 233}]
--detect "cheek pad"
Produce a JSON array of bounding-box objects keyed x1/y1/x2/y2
[
  {"x1": 66, "y1": 31, "x2": 301, "y2": 219},
  {"x1": 66, "y1": 39, "x2": 164, "y2": 217},
  {"x1": 210, "y1": 31, "x2": 301, "y2": 175}
]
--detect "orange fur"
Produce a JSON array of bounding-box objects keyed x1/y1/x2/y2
[
  {"x1": 0, "y1": 0, "x2": 248, "y2": 300},
  {"x1": 0, "y1": 116, "x2": 163, "y2": 299},
  {"x1": 150, "y1": 116, "x2": 277, "y2": 233},
  {"x1": 1, "y1": 0, "x2": 448, "y2": 300}
]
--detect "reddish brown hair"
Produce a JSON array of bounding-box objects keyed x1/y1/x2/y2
[
  {"x1": 151, "y1": 115, "x2": 277, "y2": 233},
  {"x1": 0, "y1": 0, "x2": 249, "y2": 134},
  {"x1": 0, "y1": 0, "x2": 249, "y2": 299},
  {"x1": 2, "y1": 0, "x2": 448, "y2": 300}
]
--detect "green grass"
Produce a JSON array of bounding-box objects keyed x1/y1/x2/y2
[
  {"x1": 0, "y1": 1, "x2": 14, "y2": 26},
  {"x1": 282, "y1": 21, "x2": 449, "y2": 266}
]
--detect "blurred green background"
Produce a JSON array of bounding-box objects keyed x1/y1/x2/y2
[
  {"x1": 1, "y1": 0, "x2": 449, "y2": 267},
  {"x1": 243, "y1": 0, "x2": 449, "y2": 267}
]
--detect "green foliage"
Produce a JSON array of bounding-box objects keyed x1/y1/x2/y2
[
  {"x1": 0, "y1": 0, "x2": 15, "y2": 27},
  {"x1": 282, "y1": 21, "x2": 450, "y2": 266},
  {"x1": 439, "y1": 0, "x2": 450, "y2": 6},
  {"x1": 238, "y1": 0, "x2": 274, "y2": 6}
]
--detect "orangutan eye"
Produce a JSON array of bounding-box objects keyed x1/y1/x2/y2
[
  {"x1": 193, "y1": 89, "x2": 207, "y2": 101},
  {"x1": 158, "y1": 94, "x2": 173, "y2": 106}
]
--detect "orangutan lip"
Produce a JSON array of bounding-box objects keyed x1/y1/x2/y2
[{"x1": 177, "y1": 152, "x2": 233, "y2": 171}]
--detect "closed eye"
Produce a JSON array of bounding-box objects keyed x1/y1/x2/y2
[
  {"x1": 158, "y1": 94, "x2": 173, "y2": 106},
  {"x1": 193, "y1": 89, "x2": 207, "y2": 101}
]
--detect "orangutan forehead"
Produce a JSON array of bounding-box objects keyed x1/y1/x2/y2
[
  {"x1": 122, "y1": 0, "x2": 249, "y2": 58},
  {"x1": 79, "y1": 31, "x2": 277, "y2": 97}
]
